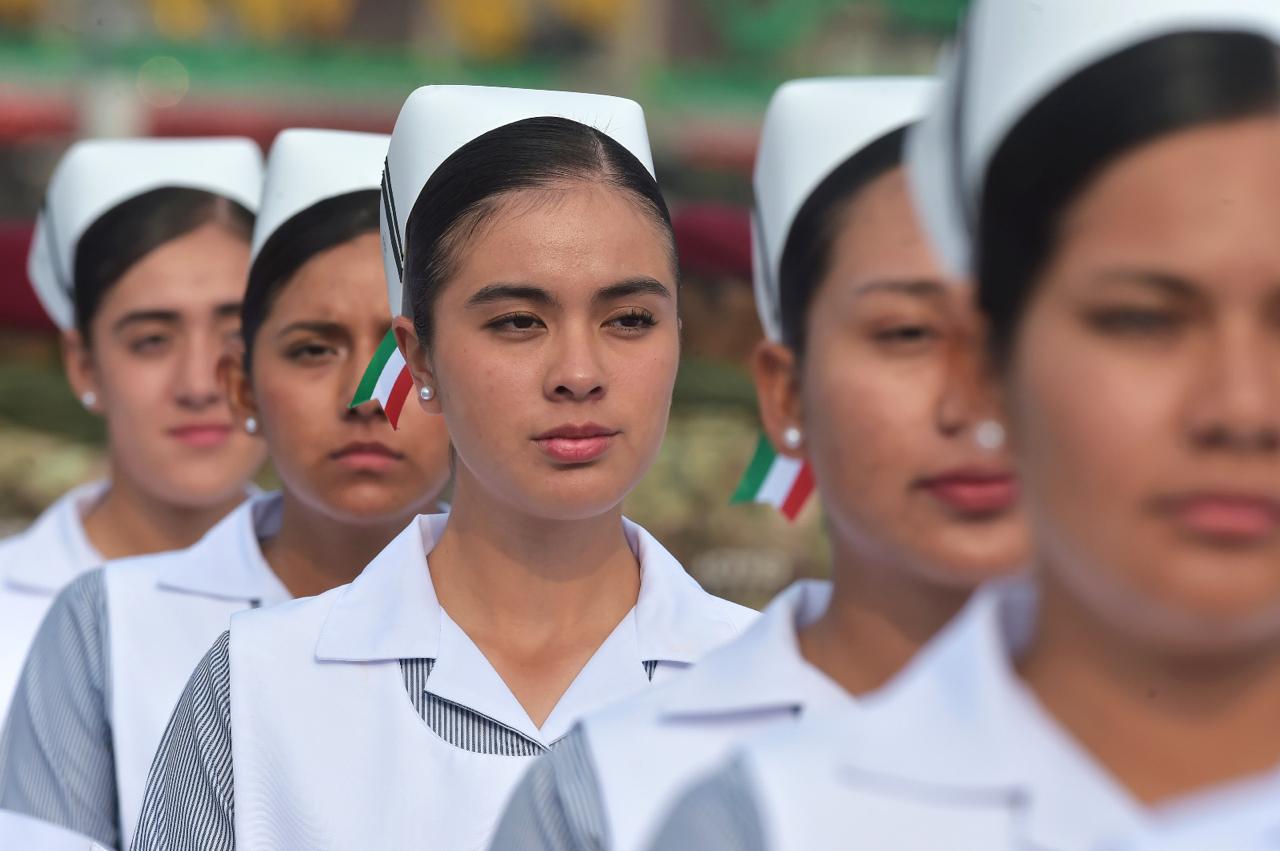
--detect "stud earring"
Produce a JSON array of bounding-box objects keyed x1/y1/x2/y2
[
  {"x1": 79, "y1": 391, "x2": 97, "y2": 410},
  {"x1": 418, "y1": 385, "x2": 435, "y2": 402},
  {"x1": 782, "y1": 426, "x2": 803, "y2": 450},
  {"x1": 975, "y1": 420, "x2": 1006, "y2": 451},
  {"x1": 244, "y1": 416, "x2": 258, "y2": 435}
]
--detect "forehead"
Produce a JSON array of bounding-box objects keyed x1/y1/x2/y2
[
  {"x1": 1054, "y1": 117, "x2": 1280, "y2": 285},
  {"x1": 266, "y1": 232, "x2": 388, "y2": 322},
  {"x1": 826, "y1": 167, "x2": 954, "y2": 290},
  {"x1": 99, "y1": 223, "x2": 250, "y2": 316},
  {"x1": 445, "y1": 183, "x2": 675, "y2": 295}
]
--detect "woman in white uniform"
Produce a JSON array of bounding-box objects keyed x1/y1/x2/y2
[
  {"x1": 131, "y1": 85, "x2": 756, "y2": 851},
  {"x1": 650, "y1": 2, "x2": 1280, "y2": 848},
  {"x1": 0, "y1": 139, "x2": 267, "y2": 723},
  {"x1": 489, "y1": 77, "x2": 1030, "y2": 851},
  {"x1": 0, "y1": 129, "x2": 452, "y2": 851}
]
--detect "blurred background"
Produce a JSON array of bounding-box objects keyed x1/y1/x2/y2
[{"x1": 0, "y1": 0, "x2": 962, "y2": 605}]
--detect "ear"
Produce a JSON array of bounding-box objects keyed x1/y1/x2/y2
[
  {"x1": 750, "y1": 339, "x2": 805, "y2": 459},
  {"x1": 60, "y1": 329, "x2": 101, "y2": 414},
  {"x1": 220, "y1": 340, "x2": 259, "y2": 432},
  {"x1": 393, "y1": 314, "x2": 442, "y2": 415}
]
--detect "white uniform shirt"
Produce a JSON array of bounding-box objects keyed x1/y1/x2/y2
[
  {"x1": 0, "y1": 494, "x2": 289, "y2": 850},
  {"x1": 0, "y1": 809, "x2": 111, "y2": 851},
  {"x1": 648, "y1": 581, "x2": 1280, "y2": 851},
  {"x1": 132, "y1": 513, "x2": 757, "y2": 851},
  {"x1": 0, "y1": 481, "x2": 106, "y2": 723},
  {"x1": 490, "y1": 580, "x2": 852, "y2": 851}
]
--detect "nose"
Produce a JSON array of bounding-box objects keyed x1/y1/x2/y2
[
  {"x1": 935, "y1": 331, "x2": 1001, "y2": 441},
  {"x1": 174, "y1": 330, "x2": 227, "y2": 411},
  {"x1": 1187, "y1": 325, "x2": 1280, "y2": 454},
  {"x1": 545, "y1": 324, "x2": 606, "y2": 403}
]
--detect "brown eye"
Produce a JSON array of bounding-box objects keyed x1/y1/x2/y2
[{"x1": 1085, "y1": 308, "x2": 1184, "y2": 335}]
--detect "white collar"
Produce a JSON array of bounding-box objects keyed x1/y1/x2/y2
[
  {"x1": 313, "y1": 513, "x2": 749, "y2": 743},
  {"x1": 834, "y1": 580, "x2": 1280, "y2": 849},
  {"x1": 658, "y1": 580, "x2": 848, "y2": 718},
  {"x1": 154, "y1": 492, "x2": 290, "y2": 604},
  {"x1": 315, "y1": 513, "x2": 743, "y2": 664},
  {"x1": 3, "y1": 480, "x2": 107, "y2": 593}
]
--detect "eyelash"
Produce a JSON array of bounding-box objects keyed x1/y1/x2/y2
[
  {"x1": 1085, "y1": 308, "x2": 1184, "y2": 336},
  {"x1": 484, "y1": 310, "x2": 658, "y2": 334},
  {"x1": 873, "y1": 324, "x2": 938, "y2": 345},
  {"x1": 128, "y1": 334, "x2": 171, "y2": 355},
  {"x1": 286, "y1": 343, "x2": 337, "y2": 362}
]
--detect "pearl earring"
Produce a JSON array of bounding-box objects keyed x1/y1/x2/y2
[
  {"x1": 244, "y1": 416, "x2": 258, "y2": 435},
  {"x1": 79, "y1": 391, "x2": 97, "y2": 410},
  {"x1": 782, "y1": 426, "x2": 803, "y2": 450},
  {"x1": 975, "y1": 420, "x2": 1006, "y2": 451},
  {"x1": 418, "y1": 385, "x2": 434, "y2": 402}
]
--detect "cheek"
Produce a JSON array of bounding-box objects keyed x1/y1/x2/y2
[
  {"x1": 95, "y1": 350, "x2": 173, "y2": 433},
  {"x1": 252, "y1": 370, "x2": 332, "y2": 470},
  {"x1": 1013, "y1": 320, "x2": 1179, "y2": 509},
  {"x1": 803, "y1": 347, "x2": 940, "y2": 491}
]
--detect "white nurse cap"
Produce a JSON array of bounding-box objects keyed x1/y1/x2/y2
[
  {"x1": 250, "y1": 129, "x2": 390, "y2": 270},
  {"x1": 28, "y1": 137, "x2": 263, "y2": 330},
  {"x1": 909, "y1": 0, "x2": 1280, "y2": 278},
  {"x1": 753, "y1": 77, "x2": 934, "y2": 343},
  {"x1": 380, "y1": 84, "x2": 656, "y2": 317}
]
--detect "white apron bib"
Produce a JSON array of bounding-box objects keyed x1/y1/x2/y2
[{"x1": 105, "y1": 495, "x2": 287, "y2": 849}]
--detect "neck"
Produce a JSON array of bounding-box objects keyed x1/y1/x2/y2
[
  {"x1": 261, "y1": 490, "x2": 424, "y2": 599},
  {"x1": 82, "y1": 465, "x2": 244, "y2": 560},
  {"x1": 1020, "y1": 569, "x2": 1280, "y2": 805},
  {"x1": 427, "y1": 475, "x2": 641, "y2": 644},
  {"x1": 798, "y1": 534, "x2": 972, "y2": 697}
]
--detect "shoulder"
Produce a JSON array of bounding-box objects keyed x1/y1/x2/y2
[
  {"x1": 229, "y1": 582, "x2": 349, "y2": 651},
  {"x1": 41, "y1": 567, "x2": 109, "y2": 636}
]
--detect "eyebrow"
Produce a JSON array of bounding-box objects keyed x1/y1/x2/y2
[
  {"x1": 465, "y1": 278, "x2": 673, "y2": 310},
  {"x1": 465, "y1": 284, "x2": 559, "y2": 309},
  {"x1": 1095, "y1": 269, "x2": 1200, "y2": 299},
  {"x1": 851, "y1": 279, "x2": 950, "y2": 299},
  {"x1": 111, "y1": 310, "x2": 181, "y2": 333},
  {"x1": 275, "y1": 320, "x2": 351, "y2": 339},
  {"x1": 593, "y1": 277, "x2": 673, "y2": 303}
]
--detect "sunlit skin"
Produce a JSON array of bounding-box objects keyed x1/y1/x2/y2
[
  {"x1": 1012, "y1": 117, "x2": 1280, "y2": 804},
  {"x1": 395, "y1": 182, "x2": 680, "y2": 726},
  {"x1": 63, "y1": 221, "x2": 266, "y2": 559},
  {"x1": 224, "y1": 233, "x2": 452, "y2": 599},
  {"x1": 753, "y1": 167, "x2": 1029, "y2": 696}
]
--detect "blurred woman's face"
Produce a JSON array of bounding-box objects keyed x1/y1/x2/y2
[
  {"x1": 232, "y1": 232, "x2": 451, "y2": 524},
  {"x1": 755, "y1": 167, "x2": 1029, "y2": 586},
  {"x1": 1010, "y1": 116, "x2": 1280, "y2": 653},
  {"x1": 68, "y1": 221, "x2": 265, "y2": 508},
  {"x1": 397, "y1": 182, "x2": 680, "y2": 521}
]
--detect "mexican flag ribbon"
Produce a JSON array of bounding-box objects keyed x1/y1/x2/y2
[
  {"x1": 731, "y1": 432, "x2": 815, "y2": 522},
  {"x1": 349, "y1": 329, "x2": 413, "y2": 429}
]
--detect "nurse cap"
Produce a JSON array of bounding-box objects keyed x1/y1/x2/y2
[
  {"x1": 380, "y1": 84, "x2": 656, "y2": 318},
  {"x1": 250, "y1": 129, "x2": 390, "y2": 273},
  {"x1": 753, "y1": 77, "x2": 934, "y2": 343},
  {"x1": 28, "y1": 137, "x2": 263, "y2": 331},
  {"x1": 909, "y1": 0, "x2": 1280, "y2": 278}
]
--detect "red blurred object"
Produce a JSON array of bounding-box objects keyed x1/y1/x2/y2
[
  {"x1": 0, "y1": 221, "x2": 53, "y2": 332},
  {"x1": 0, "y1": 91, "x2": 76, "y2": 141},
  {"x1": 672, "y1": 203, "x2": 751, "y2": 281},
  {"x1": 148, "y1": 101, "x2": 393, "y2": 149}
]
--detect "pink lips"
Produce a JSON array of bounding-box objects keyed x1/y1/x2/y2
[
  {"x1": 1158, "y1": 493, "x2": 1280, "y2": 543},
  {"x1": 533, "y1": 423, "x2": 620, "y2": 465},
  {"x1": 168, "y1": 423, "x2": 233, "y2": 448},
  {"x1": 331, "y1": 441, "x2": 404, "y2": 472},
  {"x1": 917, "y1": 469, "x2": 1020, "y2": 515}
]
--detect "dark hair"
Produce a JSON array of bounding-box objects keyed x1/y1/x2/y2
[
  {"x1": 979, "y1": 31, "x2": 1280, "y2": 366},
  {"x1": 777, "y1": 126, "x2": 908, "y2": 354},
  {"x1": 398, "y1": 116, "x2": 675, "y2": 344},
  {"x1": 241, "y1": 190, "x2": 381, "y2": 370},
  {"x1": 73, "y1": 187, "x2": 254, "y2": 341}
]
